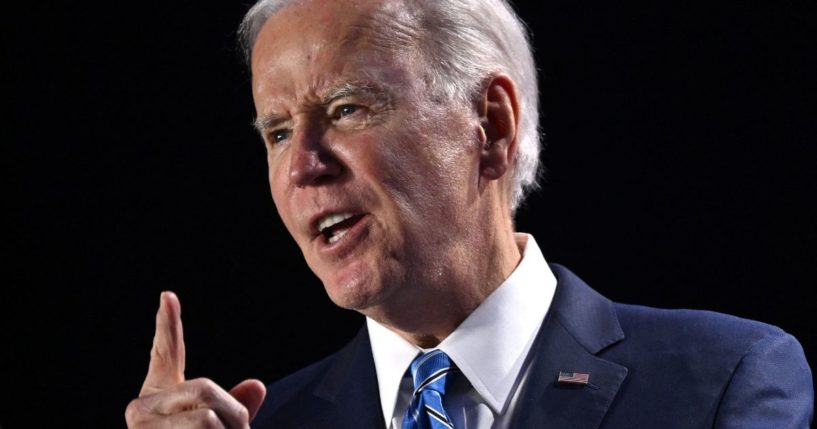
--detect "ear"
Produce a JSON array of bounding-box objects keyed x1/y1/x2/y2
[{"x1": 477, "y1": 74, "x2": 520, "y2": 182}]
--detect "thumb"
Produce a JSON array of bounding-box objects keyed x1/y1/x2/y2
[
  {"x1": 140, "y1": 291, "x2": 186, "y2": 396},
  {"x1": 230, "y1": 379, "x2": 267, "y2": 421}
]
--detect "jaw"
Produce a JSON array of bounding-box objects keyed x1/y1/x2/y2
[
  {"x1": 315, "y1": 252, "x2": 393, "y2": 311},
  {"x1": 304, "y1": 216, "x2": 395, "y2": 311}
]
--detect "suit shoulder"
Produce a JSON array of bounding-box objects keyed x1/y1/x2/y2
[
  {"x1": 608, "y1": 304, "x2": 814, "y2": 426},
  {"x1": 607, "y1": 302, "x2": 809, "y2": 379},
  {"x1": 613, "y1": 302, "x2": 788, "y2": 355}
]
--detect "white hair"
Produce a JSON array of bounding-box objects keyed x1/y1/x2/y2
[{"x1": 238, "y1": 0, "x2": 542, "y2": 212}]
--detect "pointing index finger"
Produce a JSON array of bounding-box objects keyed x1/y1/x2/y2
[{"x1": 140, "y1": 291, "x2": 186, "y2": 396}]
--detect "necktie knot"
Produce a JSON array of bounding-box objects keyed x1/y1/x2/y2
[
  {"x1": 403, "y1": 349, "x2": 459, "y2": 429},
  {"x1": 410, "y1": 349, "x2": 457, "y2": 396}
]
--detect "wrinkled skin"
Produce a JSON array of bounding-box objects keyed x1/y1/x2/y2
[
  {"x1": 127, "y1": 0, "x2": 522, "y2": 427},
  {"x1": 252, "y1": 0, "x2": 521, "y2": 344},
  {"x1": 125, "y1": 292, "x2": 266, "y2": 429}
]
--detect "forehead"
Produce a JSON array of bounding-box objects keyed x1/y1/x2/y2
[{"x1": 250, "y1": 0, "x2": 424, "y2": 105}]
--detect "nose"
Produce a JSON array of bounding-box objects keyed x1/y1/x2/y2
[{"x1": 288, "y1": 124, "x2": 342, "y2": 187}]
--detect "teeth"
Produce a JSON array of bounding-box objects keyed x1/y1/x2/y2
[
  {"x1": 328, "y1": 229, "x2": 349, "y2": 244},
  {"x1": 318, "y1": 212, "x2": 355, "y2": 234}
]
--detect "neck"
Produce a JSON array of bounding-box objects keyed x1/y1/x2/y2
[{"x1": 366, "y1": 209, "x2": 522, "y2": 348}]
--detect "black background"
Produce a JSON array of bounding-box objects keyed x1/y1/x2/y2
[{"x1": 3, "y1": 1, "x2": 815, "y2": 427}]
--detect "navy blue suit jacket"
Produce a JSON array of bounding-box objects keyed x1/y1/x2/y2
[{"x1": 253, "y1": 264, "x2": 814, "y2": 428}]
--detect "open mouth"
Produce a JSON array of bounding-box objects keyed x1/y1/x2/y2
[{"x1": 317, "y1": 213, "x2": 365, "y2": 244}]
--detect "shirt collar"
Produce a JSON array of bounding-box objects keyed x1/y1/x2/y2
[{"x1": 367, "y1": 233, "x2": 556, "y2": 423}]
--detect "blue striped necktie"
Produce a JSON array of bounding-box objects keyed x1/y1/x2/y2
[{"x1": 402, "y1": 349, "x2": 459, "y2": 429}]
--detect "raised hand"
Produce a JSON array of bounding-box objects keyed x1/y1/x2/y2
[{"x1": 125, "y1": 292, "x2": 266, "y2": 428}]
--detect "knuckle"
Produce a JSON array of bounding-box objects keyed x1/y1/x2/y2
[
  {"x1": 193, "y1": 377, "x2": 219, "y2": 401},
  {"x1": 190, "y1": 376, "x2": 214, "y2": 388},
  {"x1": 124, "y1": 398, "x2": 145, "y2": 426},
  {"x1": 201, "y1": 408, "x2": 223, "y2": 429},
  {"x1": 149, "y1": 348, "x2": 165, "y2": 366},
  {"x1": 188, "y1": 377, "x2": 229, "y2": 408},
  {"x1": 149, "y1": 338, "x2": 168, "y2": 360},
  {"x1": 236, "y1": 404, "x2": 250, "y2": 423}
]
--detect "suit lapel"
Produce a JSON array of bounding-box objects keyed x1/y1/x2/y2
[
  {"x1": 312, "y1": 327, "x2": 387, "y2": 429},
  {"x1": 512, "y1": 264, "x2": 629, "y2": 429}
]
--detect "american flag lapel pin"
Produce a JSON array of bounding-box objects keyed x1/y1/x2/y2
[{"x1": 557, "y1": 371, "x2": 590, "y2": 386}]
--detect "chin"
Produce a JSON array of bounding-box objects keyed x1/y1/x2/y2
[{"x1": 321, "y1": 267, "x2": 386, "y2": 311}]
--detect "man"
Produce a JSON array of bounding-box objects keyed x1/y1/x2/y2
[{"x1": 125, "y1": 0, "x2": 813, "y2": 428}]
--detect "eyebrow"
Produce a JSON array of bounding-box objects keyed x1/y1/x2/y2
[
  {"x1": 253, "y1": 81, "x2": 391, "y2": 134},
  {"x1": 322, "y1": 81, "x2": 382, "y2": 105},
  {"x1": 253, "y1": 113, "x2": 289, "y2": 134}
]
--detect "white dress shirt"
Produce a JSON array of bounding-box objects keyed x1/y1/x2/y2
[{"x1": 367, "y1": 234, "x2": 557, "y2": 429}]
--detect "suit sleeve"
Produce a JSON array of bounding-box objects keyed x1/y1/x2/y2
[{"x1": 714, "y1": 331, "x2": 814, "y2": 429}]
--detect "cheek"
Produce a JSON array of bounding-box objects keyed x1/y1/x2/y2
[
  {"x1": 267, "y1": 156, "x2": 281, "y2": 200},
  {"x1": 267, "y1": 148, "x2": 293, "y2": 195},
  {"x1": 361, "y1": 136, "x2": 422, "y2": 201},
  {"x1": 378, "y1": 133, "x2": 466, "y2": 205},
  {"x1": 373, "y1": 156, "x2": 453, "y2": 235},
  {"x1": 267, "y1": 156, "x2": 296, "y2": 231}
]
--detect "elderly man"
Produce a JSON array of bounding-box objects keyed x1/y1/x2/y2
[{"x1": 126, "y1": 0, "x2": 813, "y2": 428}]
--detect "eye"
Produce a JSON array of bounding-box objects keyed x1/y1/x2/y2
[
  {"x1": 270, "y1": 129, "x2": 290, "y2": 144},
  {"x1": 334, "y1": 104, "x2": 359, "y2": 119}
]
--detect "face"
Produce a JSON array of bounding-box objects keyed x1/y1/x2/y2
[{"x1": 251, "y1": 0, "x2": 484, "y2": 316}]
